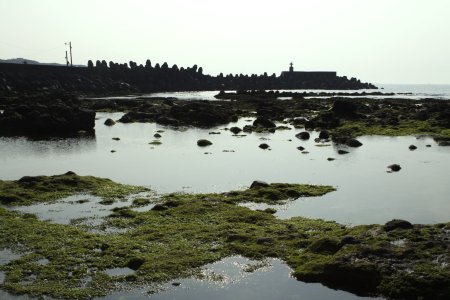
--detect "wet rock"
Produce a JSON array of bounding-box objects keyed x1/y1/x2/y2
[
  {"x1": 259, "y1": 143, "x2": 270, "y2": 150},
  {"x1": 384, "y1": 219, "x2": 413, "y2": 231},
  {"x1": 104, "y1": 118, "x2": 116, "y2": 126},
  {"x1": 112, "y1": 137, "x2": 120, "y2": 141},
  {"x1": 172, "y1": 282, "x2": 181, "y2": 287},
  {"x1": 426, "y1": 144, "x2": 431, "y2": 147},
  {"x1": 338, "y1": 150, "x2": 349, "y2": 155},
  {"x1": 253, "y1": 117, "x2": 276, "y2": 128},
  {"x1": 327, "y1": 158, "x2": 336, "y2": 161},
  {"x1": 154, "y1": 133, "x2": 162, "y2": 138},
  {"x1": 319, "y1": 130, "x2": 330, "y2": 139},
  {"x1": 197, "y1": 139, "x2": 212, "y2": 147},
  {"x1": 296, "y1": 131, "x2": 310, "y2": 140},
  {"x1": 230, "y1": 126, "x2": 242, "y2": 134},
  {"x1": 110, "y1": 150, "x2": 116, "y2": 153},
  {"x1": 409, "y1": 145, "x2": 417, "y2": 150},
  {"x1": 297, "y1": 146, "x2": 305, "y2": 151},
  {"x1": 250, "y1": 180, "x2": 270, "y2": 189},
  {"x1": 387, "y1": 164, "x2": 401, "y2": 172},
  {"x1": 346, "y1": 139, "x2": 363, "y2": 147},
  {"x1": 438, "y1": 141, "x2": 450, "y2": 146}
]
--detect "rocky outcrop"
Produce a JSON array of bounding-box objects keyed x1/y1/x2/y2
[{"x1": 0, "y1": 94, "x2": 95, "y2": 136}]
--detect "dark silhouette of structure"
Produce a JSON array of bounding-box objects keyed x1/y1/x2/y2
[{"x1": 0, "y1": 59, "x2": 376, "y2": 94}]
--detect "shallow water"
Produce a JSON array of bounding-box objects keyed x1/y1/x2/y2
[
  {"x1": 1, "y1": 112, "x2": 449, "y2": 225},
  {"x1": 99, "y1": 256, "x2": 383, "y2": 300}
]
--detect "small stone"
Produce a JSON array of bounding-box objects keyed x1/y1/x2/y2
[
  {"x1": 409, "y1": 145, "x2": 417, "y2": 150},
  {"x1": 338, "y1": 150, "x2": 349, "y2": 155},
  {"x1": 172, "y1": 282, "x2": 181, "y2": 286},
  {"x1": 319, "y1": 130, "x2": 330, "y2": 139},
  {"x1": 296, "y1": 131, "x2": 310, "y2": 140},
  {"x1": 346, "y1": 139, "x2": 363, "y2": 147},
  {"x1": 297, "y1": 146, "x2": 305, "y2": 151},
  {"x1": 110, "y1": 150, "x2": 116, "y2": 153},
  {"x1": 259, "y1": 143, "x2": 270, "y2": 150},
  {"x1": 426, "y1": 144, "x2": 431, "y2": 147},
  {"x1": 197, "y1": 139, "x2": 212, "y2": 147},
  {"x1": 154, "y1": 133, "x2": 162, "y2": 138},
  {"x1": 230, "y1": 127, "x2": 242, "y2": 134},
  {"x1": 387, "y1": 164, "x2": 401, "y2": 172},
  {"x1": 112, "y1": 137, "x2": 120, "y2": 141},
  {"x1": 327, "y1": 158, "x2": 336, "y2": 161},
  {"x1": 104, "y1": 118, "x2": 116, "y2": 126}
]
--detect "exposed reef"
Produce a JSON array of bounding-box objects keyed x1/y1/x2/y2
[
  {"x1": 0, "y1": 174, "x2": 449, "y2": 299},
  {"x1": 0, "y1": 93, "x2": 95, "y2": 136}
]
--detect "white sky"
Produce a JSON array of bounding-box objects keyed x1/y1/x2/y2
[{"x1": 0, "y1": 0, "x2": 449, "y2": 84}]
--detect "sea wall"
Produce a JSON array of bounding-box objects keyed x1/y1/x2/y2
[{"x1": 0, "y1": 62, "x2": 376, "y2": 95}]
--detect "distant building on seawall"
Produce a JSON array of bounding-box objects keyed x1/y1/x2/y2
[{"x1": 280, "y1": 62, "x2": 337, "y2": 80}]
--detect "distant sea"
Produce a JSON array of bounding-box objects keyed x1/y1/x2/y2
[{"x1": 377, "y1": 84, "x2": 450, "y2": 100}]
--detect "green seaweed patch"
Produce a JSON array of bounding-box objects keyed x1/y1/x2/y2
[
  {"x1": 0, "y1": 176, "x2": 449, "y2": 300},
  {"x1": 0, "y1": 172, "x2": 149, "y2": 206},
  {"x1": 219, "y1": 183, "x2": 336, "y2": 205},
  {"x1": 332, "y1": 120, "x2": 450, "y2": 138}
]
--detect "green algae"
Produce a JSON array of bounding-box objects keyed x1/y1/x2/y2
[
  {"x1": 0, "y1": 172, "x2": 149, "y2": 206},
  {"x1": 332, "y1": 120, "x2": 450, "y2": 138},
  {"x1": 0, "y1": 175, "x2": 449, "y2": 300}
]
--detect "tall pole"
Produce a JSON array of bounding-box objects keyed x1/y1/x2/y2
[
  {"x1": 69, "y1": 42, "x2": 73, "y2": 67},
  {"x1": 65, "y1": 51, "x2": 69, "y2": 67}
]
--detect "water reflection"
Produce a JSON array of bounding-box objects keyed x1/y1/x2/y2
[
  {"x1": 100, "y1": 256, "x2": 383, "y2": 300},
  {"x1": 0, "y1": 112, "x2": 449, "y2": 226}
]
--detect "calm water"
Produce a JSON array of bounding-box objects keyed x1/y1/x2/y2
[
  {"x1": 87, "y1": 84, "x2": 450, "y2": 101},
  {"x1": 1, "y1": 105, "x2": 449, "y2": 299}
]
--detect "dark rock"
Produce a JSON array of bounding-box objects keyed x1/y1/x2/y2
[
  {"x1": 112, "y1": 137, "x2": 120, "y2": 141},
  {"x1": 387, "y1": 164, "x2": 401, "y2": 172},
  {"x1": 230, "y1": 126, "x2": 242, "y2": 134},
  {"x1": 296, "y1": 131, "x2": 310, "y2": 140},
  {"x1": 154, "y1": 133, "x2": 162, "y2": 138},
  {"x1": 327, "y1": 158, "x2": 336, "y2": 161},
  {"x1": 172, "y1": 282, "x2": 181, "y2": 287},
  {"x1": 297, "y1": 146, "x2": 305, "y2": 151},
  {"x1": 197, "y1": 139, "x2": 212, "y2": 147},
  {"x1": 319, "y1": 130, "x2": 330, "y2": 139},
  {"x1": 438, "y1": 141, "x2": 450, "y2": 146},
  {"x1": 384, "y1": 219, "x2": 413, "y2": 231},
  {"x1": 65, "y1": 171, "x2": 77, "y2": 176},
  {"x1": 309, "y1": 238, "x2": 342, "y2": 254},
  {"x1": 259, "y1": 143, "x2": 270, "y2": 149},
  {"x1": 104, "y1": 118, "x2": 116, "y2": 126},
  {"x1": 253, "y1": 117, "x2": 276, "y2": 128},
  {"x1": 409, "y1": 145, "x2": 417, "y2": 150},
  {"x1": 250, "y1": 180, "x2": 270, "y2": 189},
  {"x1": 346, "y1": 139, "x2": 363, "y2": 147}
]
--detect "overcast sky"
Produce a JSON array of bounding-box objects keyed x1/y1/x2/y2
[{"x1": 0, "y1": 0, "x2": 449, "y2": 84}]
